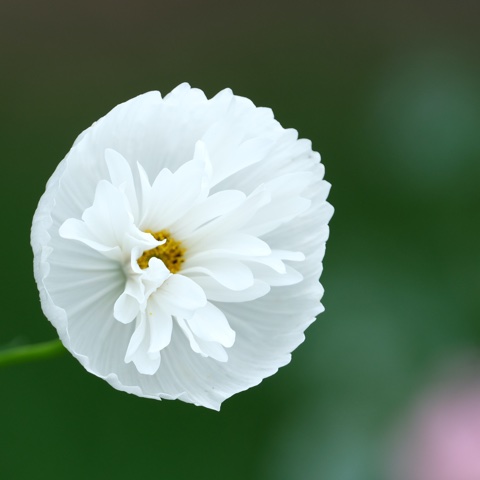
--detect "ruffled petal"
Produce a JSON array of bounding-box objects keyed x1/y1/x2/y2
[
  {"x1": 146, "y1": 299, "x2": 173, "y2": 353},
  {"x1": 186, "y1": 302, "x2": 235, "y2": 347},
  {"x1": 113, "y1": 277, "x2": 143, "y2": 324},
  {"x1": 152, "y1": 274, "x2": 207, "y2": 317},
  {"x1": 105, "y1": 148, "x2": 140, "y2": 220},
  {"x1": 125, "y1": 313, "x2": 161, "y2": 375},
  {"x1": 182, "y1": 259, "x2": 254, "y2": 291},
  {"x1": 194, "y1": 276, "x2": 271, "y2": 303}
]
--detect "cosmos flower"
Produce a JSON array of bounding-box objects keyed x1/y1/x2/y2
[{"x1": 31, "y1": 83, "x2": 333, "y2": 409}]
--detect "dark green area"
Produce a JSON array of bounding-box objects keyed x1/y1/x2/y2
[{"x1": 1, "y1": 1, "x2": 479, "y2": 478}]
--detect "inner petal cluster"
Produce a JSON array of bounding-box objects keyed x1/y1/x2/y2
[
  {"x1": 137, "y1": 230, "x2": 185, "y2": 273},
  {"x1": 58, "y1": 142, "x2": 309, "y2": 377}
]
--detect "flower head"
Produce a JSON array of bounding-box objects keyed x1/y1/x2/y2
[{"x1": 31, "y1": 84, "x2": 333, "y2": 409}]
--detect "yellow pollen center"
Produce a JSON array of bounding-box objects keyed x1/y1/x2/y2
[{"x1": 137, "y1": 230, "x2": 185, "y2": 273}]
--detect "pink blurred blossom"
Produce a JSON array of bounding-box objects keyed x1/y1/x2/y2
[{"x1": 391, "y1": 360, "x2": 480, "y2": 480}]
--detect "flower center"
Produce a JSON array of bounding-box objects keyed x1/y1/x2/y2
[{"x1": 137, "y1": 230, "x2": 185, "y2": 273}]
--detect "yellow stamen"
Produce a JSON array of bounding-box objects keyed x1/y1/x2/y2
[{"x1": 137, "y1": 230, "x2": 185, "y2": 273}]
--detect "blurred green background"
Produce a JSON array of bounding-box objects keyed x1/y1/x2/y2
[{"x1": 1, "y1": 1, "x2": 480, "y2": 478}]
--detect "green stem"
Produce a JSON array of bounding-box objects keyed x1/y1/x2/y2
[{"x1": 0, "y1": 339, "x2": 65, "y2": 368}]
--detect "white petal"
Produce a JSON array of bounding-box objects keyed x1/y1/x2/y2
[
  {"x1": 211, "y1": 137, "x2": 274, "y2": 187},
  {"x1": 153, "y1": 274, "x2": 207, "y2": 317},
  {"x1": 60, "y1": 180, "x2": 132, "y2": 250},
  {"x1": 186, "y1": 233, "x2": 270, "y2": 259},
  {"x1": 186, "y1": 187, "x2": 271, "y2": 244},
  {"x1": 125, "y1": 314, "x2": 161, "y2": 375},
  {"x1": 81, "y1": 181, "x2": 133, "y2": 244},
  {"x1": 105, "y1": 148, "x2": 140, "y2": 220},
  {"x1": 124, "y1": 314, "x2": 147, "y2": 363},
  {"x1": 172, "y1": 190, "x2": 246, "y2": 237},
  {"x1": 186, "y1": 302, "x2": 235, "y2": 347},
  {"x1": 113, "y1": 277, "x2": 143, "y2": 324},
  {"x1": 245, "y1": 196, "x2": 311, "y2": 237},
  {"x1": 175, "y1": 316, "x2": 228, "y2": 362},
  {"x1": 146, "y1": 298, "x2": 173, "y2": 353},
  {"x1": 191, "y1": 140, "x2": 213, "y2": 199},
  {"x1": 59, "y1": 217, "x2": 122, "y2": 260},
  {"x1": 194, "y1": 276, "x2": 270, "y2": 303},
  {"x1": 132, "y1": 349, "x2": 161, "y2": 376},
  {"x1": 193, "y1": 339, "x2": 228, "y2": 362},
  {"x1": 175, "y1": 316, "x2": 202, "y2": 354},
  {"x1": 182, "y1": 259, "x2": 254, "y2": 291},
  {"x1": 248, "y1": 263, "x2": 304, "y2": 286},
  {"x1": 140, "y1": 257, "x2": 171, "y2": 298},
  {"x1": 139, "y1": 158, "x2": 205, "y2": 230}
]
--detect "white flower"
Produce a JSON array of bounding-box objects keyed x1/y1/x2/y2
[{"x1": 31, "y1": 83, "x2": 333, "y2": 410}]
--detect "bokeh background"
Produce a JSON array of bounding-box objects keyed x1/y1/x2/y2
[{"x1": 1, "y1": 1, "x2": 480, "y2": 479}]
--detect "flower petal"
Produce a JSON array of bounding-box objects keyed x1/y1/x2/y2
[
  {"x1": 186, "y1": 302, "x2": 235, "y2": 347},
  {"x1": 146, "y1": 298, "x2": 173, "y2": 353},
  {"x1": 113, "y1": 277, "x2": 143, "y2": 324},
  {"x1": 125, "y1": 313, "x2": 162, "y2": 375},
  {"x1": 105, "y1": 148, "x2": 140, "y2": 220},
  {"x1": 182, "y1": 259, "x2": 254, "y2": 291},
  {"x1": 153, "y1": 274, "x2": 207, "y2": 316},
  {"x1": 194, "y1": 276, "x2": 271, "y2": 303},
  {"x1": 172, "y1": 190, "x2": 246, "y2": 237}
]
